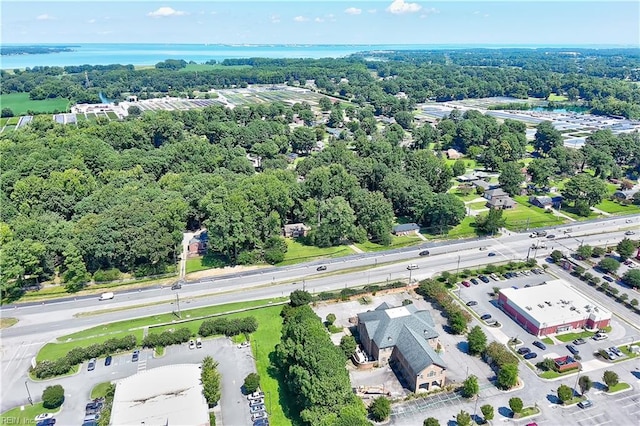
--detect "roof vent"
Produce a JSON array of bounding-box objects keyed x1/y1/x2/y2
[{"x1": 387, "y1": 337, "x2": 392, "y2": 341}]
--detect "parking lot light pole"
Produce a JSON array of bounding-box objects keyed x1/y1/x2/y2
[
  {"x1": 25, "y1": 380, "x2": 33, "y2": 405},
  {"x1": 573, "y1": 366, "x2": 583, "y2": 396}
]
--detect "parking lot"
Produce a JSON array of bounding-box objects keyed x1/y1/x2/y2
[{"x1": 29, "y1": 337, "x2": 255, "y2": 426}]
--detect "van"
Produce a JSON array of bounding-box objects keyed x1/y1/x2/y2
[
  {"x1": 98, "y1": 292, "x2": 114, "y2": 301},
  {"x1": 407, "y1": 264, "x2": 419, "y2": 270}
]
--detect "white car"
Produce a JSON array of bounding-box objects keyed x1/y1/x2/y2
[
  {"x1": 238, "y1": 341, "x2": 250, "y2": 349},
  {"x1": 34, "y1": 414, "x2": 54, "y2": 421},
  {"x1": 249, "y1": 398, "x2": 265, "y2": 407},
  {"x1": 625, "y1": 230, "x2": 635, "y2": 235},
  {"x1": 196, "y1": 338, "x2": 202, "y2": 349},
  {"x1": 247, "y1": 391, "x2": 265, "y2": 400},
  {"x1": 188, "y1": 340, "x2": 196, "y2": 350}
]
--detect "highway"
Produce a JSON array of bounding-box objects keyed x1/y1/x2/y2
[{"x1": 0, "y1": 214, "x2": 638, "y2": 412}]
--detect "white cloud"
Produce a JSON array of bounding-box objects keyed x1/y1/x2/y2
[
  {"x1": 293, "y1": 16, "x2": 309, "y2": 22},
  {"x1": 315, "y1": 17, "x2": 324, "y2": 23},
  {"x1": 271, "y1": 15, "x2": 281, "y2": 23},
  {"x1": 345, "y1": 7, "x2": 362, "y2": 15},
  {"x1": 147, "y1": 7, "x2": 187, "y2": 18},
  {"x1": 36, "y1": 14, "x2": 55, "y2": 20},
  {"x1": 386, "y1": 0, "x2": 422, "y2": 15},
  {"x1": 87, "y1": 18, "x2": 96, "y2": 24}
]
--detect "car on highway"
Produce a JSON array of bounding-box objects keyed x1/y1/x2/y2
[
  {"x1": 419, "y1": 250, "x2": 430, "y2": 256},
  {"x1": 625, "y1": 230, "x2": 635, "y2": 235},
  {"x1": 189, "y1": 339, "x2": 196, "y2": 350},
  {"x1": 466, "y1": 301, "x2": 477, "y2": 306},
  {"x1": 524, "y1": 352, "x2": 537, "y2": 360},
  {"x1": 602, "y1": 275, "x2": 614, "y2": 282},
  {"x1": 104, "y1": 355, "x2": 112, "y2": 366},
  {"x1": 171, "y1": 282, "x2": 182, "y2": 290},
  {"x1": 578, "y1": 400, "x2": 593, "y2": 409},
  {"x1": 532, "y1": 341, "x2": 547, "y2": 350},
  {"x1": 407, "y1": 264, "x2": 419, "y2": 270},
  {"x1": 573, "y1": 338, "x2": 587, "y2": 345},
  {"x1": 566, "y1": 344, "x2": 579, "y2": 355},
  {"x1": 470, "y1": 278, "x2": 479, "y2": 285},
  {"x1": 316, "y1": 265, "x2": 327, "y2": 271},
  {"x1": 87, "y1": 358, "x2": 96, "y2": 371},
  {"x1": 461, "y1": 281, "x2": 471, "y2": 287},
  {"x1": 488, "y1": 252, "x2": 496, "y2": 257},
  {"x1": 478, "y1": 275, "x2": 490, "y2": 283},
  {"x1": 546, "y1": 234, "x2": 556, "y2": 239},
  {"x1": 480, "y1": 314, "x2": 492, "y2": 321},
  {"x1": 132, "y1": 350, "x2": 140, "y2": 362},
  {"x1": 517, "y1": 347, "x2": 531, "y2": 355}
]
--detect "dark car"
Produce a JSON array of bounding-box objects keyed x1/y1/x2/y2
[
  {"x1": 532, "y1": 341, "x2": 547, "y2": 350},
  {"x1": 466, "y1": 301, "x2": 478, "y2": 306},
  {"x1": 254, "y1": 419, "x2": 270, "y2": 426},
  {"x1": 480, "y1": 314, "x2": 492, "y2": 321},
  {"x1": 523, "y1": 352, "x2": 538, "y2": 360},
  {"x1": 517, "y1": 347, "x2": 531, "y2": 355},
  {"x1": 462, "y1": 281, "x2": 471, "y2": 287},
  {"x1": 104, "y1": 355, "x2": 112, "y2": 366},
  {"x1": 546, "y1": 234, "x2": 556, "y2": 239},
  {"x1": 316, "y1": 265, "x2": 327, "y2": 271},
  {"x1": 566, "y1": 344, "x2": 579, "y2": 355},
  {"x1": 573, "y1": 338, "x2": 586, "y2": 345},
  {"x1": 602, "y1": 275, "x2": 614, "y2": 282},
  {"x1": 479, "y1": 275, "x2": 490, "y2": 283},
  {"x1": 488, "y1": 252, "x2": 496, "y2": 257},
  {"x1": 171, "y1": 282, "x2": 182, "y2": 290},
  {"x1": 36, "y1": 420, "x2": 56, "y2": 426},
  {"x1": 85, "y1": 402, "x2": 103, "y2": 411},
  {"x1": 132, "y1": 350, "x2": 140, "y2": 362},
  {"x1": 470, "y1": 278, "x2": 479, "y2": 285},
  {"x1": 419, "y1": 250, "x2": 430, "y2": 256},
  {"x1": 87, "y1": 358, "x2": 96, "y2": 371}
]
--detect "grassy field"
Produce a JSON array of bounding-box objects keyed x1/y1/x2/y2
[
  {"x1": 38, "y1": 329, "x2": 146, "y2": 362},
  {"x1": 278, "y1": 239, "x2": 354, "y2": 266},
  {"x1": 606, "y1": 382, "x2": 631, "y2": 393},
  {"x1": 0, "y1": 402, "x2": 60, "y2": 424},
  {"x1": 559, "y1": 205, "x2": 600, "y2": 221},
  {"x1": 186, "y1": 253, "x2": 229, "y2": 274},
  {"x1": 595, "y1": 199, "x2": 640, "y2": 215},
  {"x1": 547, "y1": 94, "x2": 569, "y2": 102},
  {"x1": 451, "y1": 189, "x2": 483, "y2": 202},
  {"x1": 503, "y1": 204, "x2": 565, "y2": 231},
  {"x1": 91, "y1": 382, "x2": 112, "y2": 399},
  {"x1": 422, "y1": 216, "x2": 477, "y2": 240},
  {"x1": 468, "y1": 202, "x2": 488, "y2": 210},
  {"x1": 0, "y1": 93, "x2": 69, "y2": 115},
  {"x1": 354, "y1": 235, "x2": 423, "y2": 252},
  {"x1": 541, "y1": 337, "x2": 554, "y2": 345},
  {"x1": 0, "y1": 317, "x2": 18, "y2": 329},
  {"x1": 554, "y1": 330, "x2": 595, "y2": 342}
]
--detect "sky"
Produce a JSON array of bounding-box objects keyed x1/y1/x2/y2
[{"x1": 2, "y1": 0, "x2": 639, "y2": 46}]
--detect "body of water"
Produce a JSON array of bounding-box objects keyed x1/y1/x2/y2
[{"x1": 0, "y1": 43, "x2": 604, "y2": 70}]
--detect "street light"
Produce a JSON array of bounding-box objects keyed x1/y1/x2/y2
[{"x1": 25, "y1": 380, "x2": 33, "y2": 405}]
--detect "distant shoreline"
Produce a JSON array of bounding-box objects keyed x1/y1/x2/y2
[{"x1": 1, "y1": 45, "x2": 79, "y2": 57}]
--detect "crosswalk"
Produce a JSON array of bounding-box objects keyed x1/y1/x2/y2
[{"x1": 137, "y1": 357, "x2": 147, "y2": 373}]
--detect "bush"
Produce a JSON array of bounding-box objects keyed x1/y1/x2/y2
[
  {"x1": 339, "y1": 335, "x2": 357, "y2": 359},
  {"x1": 142, "y1": 327, "x2": 191, "y2": 348},
  {"x1": 42, "y1": 385, "x2": 65, "y2": 409},
  {"x1": 557, "y1": 384, "x2": 573, "y2": 403},
  {"x1": 369, "y1": 396, "x2": 391, "y2": 422},
  {"x1": 243, "y1": 373, "x2": 260, "y2": 394},
  {"x1": 199, "y1": 316, "x2": 258, "y2": 337},
  {"x1": 509, "y1": 397, "x2": 523, "y2": 414},
  {"x1": 93, "y1": 268, "x2": 122, "y2": 282},
  {"x1": 289, "y1": 289, "x2": 312, "y2": 306}
]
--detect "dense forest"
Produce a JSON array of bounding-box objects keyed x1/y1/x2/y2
[{"x1": 2, "y1": 48, "x2": 640, "y2": 118}]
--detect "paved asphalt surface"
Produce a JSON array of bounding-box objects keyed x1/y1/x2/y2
[{"x1": 1, "y1": 214, "x2": 639, "y2": 423}]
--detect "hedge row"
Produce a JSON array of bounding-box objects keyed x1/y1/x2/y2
[
  {"x1": 32, "y1": 335, "x2": 137, "y2": 379},
  {"x1": 315, "y1": 281, "x2": 406, "y2": 301},
  {"x1": 142, "y1": 327, "x2": 192, "y2": 348},
  {"x1": 198, "y1": 316, "x2": 258, "y2": 337}
]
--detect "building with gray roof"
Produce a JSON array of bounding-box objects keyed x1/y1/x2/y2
[{"x1": 357, "y1": 304, "x2": 446, "y2": 392}]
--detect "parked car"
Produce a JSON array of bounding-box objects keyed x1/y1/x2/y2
[
  {"x1": 488, "y1": 252, "x2": 497, "y2": 257},
  {"x1": 34, "y1": 414, "x2": 54, "y2": 421},
  {"x1": 196, "y1": 337, "x2": 202, "y2": 349},
  {"x1": 480, "y1": 314, "x2": 492, "y2": 321},
  {"x1": 532, "y1": 341, "x2": 547, "y2": 350},
  {"x1": 238, "y1": 341, "x2": 251, "y2": 349},
  {"x1": 609, "y1": 346, "x2": 623, "y2": 357},
  {"x1": 250, "y1": 404, "x2": 266, "y2": 414},
  {"x1": 254, "y1": 419, "x2": 270, "y2": 426},
  {"x1": 81, "y1": 422, "x2": 96, "y2": 426},
  {"x1": 592, "y1": 333, "x2": 608, "y2": 341},
  {"x1": 248, "y1": 391, "x2": 265, "y2": 400},
  {"x1": 87, "y1": 358, "x2": 96, "y2": 371},
  {"x1": 466, "y1": 301, "x2": 477, "y2": 306},
  {"x1": 104, "y1": 355, "x2": 112, "y2": 366},
  {"x1": 566, "y1": 344, "x2": 579, "y2": 355},
  {"x1": 461, "y1": 281, "x2": 471, "y2": 287},
  {"x1": 83, "y1": 414, "x2": 100, "y2": 422},
  {"x1": 419, "y1": 250, "x2": 430, "y2": 256},
  {"x1": 517, "y1": 347, "x2": 531, "y2": 355},
  {"x1": 578, "y1": 400, "x2": 593, "y2": 409},
  {"x1": 132, "y1": 350, "x2": 140, "y2": 362},
  {"x1": 573, "y1": 338, "x2": 586, "y2": 345},
  {"x1": 252, "y1": 412, "x2": 268, "y2": 421},
  {"x1": 249, "y1": 398, "x2": 265, "y2": 407},
  {"x1": 189, "y1": 339, "x2": 196, "y2": 350},
  {"x1": 490, "y1": 273, "x2": 500, "y2": 281},
  {"x1": 524, "y1": 352, "x2": 538, "y2": 360},
  {"x1": 36, "y1": 420, "x2": 56, "y2": 426},
  {"x1": 85, "y1": 402, "x2": 103, "y2": 411},
  {"x1": 470, "y1": 278, "x2": 479, "y2": 285},
  {"x1": 478, "y1": 275, "x2": 490, "y2": 283},
  {"x1": 602, "y1": 275, "x2": 614, "y2": 282},
  {"x1": 316, "y1": 265, "x2": 327, "y2": 271}
]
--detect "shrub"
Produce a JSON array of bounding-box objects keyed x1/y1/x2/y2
[
  {"x1": 509, "y1": 397, "x2": 523, "y2": 414},
  {"x1": 42, "y1": 385, "x2": 65, "y2": 409},
  {"x1": 243, "y1": 373, "x2": 260, "y2": 394},
  {"x1": 289, "y1": 289, "x2": 312, "y2": 306},
  {"x1": 339, "y1": 335, "x2": 357, "y2": 359},
  {"x1": 369, "y1": 396, "x2": 391, "y2": 421},
  {"x1": 603, "y1": 370, "x2": 619, "y2": 389},
  {"x1": 481, "y1": 404, "x2": 494, "y2": 421},
  {"x1": 557, "y1": 384, "x2": 573, "y2": 403},
  {"x1": 142, "y1": 327, "x2": 191, "y2": 348},
  {"x1": 93, "y1": 268, "x2": 122, "y2": 282},
  {"x1": 199, "y1": 316, "x2": 258, "y2": 337}
]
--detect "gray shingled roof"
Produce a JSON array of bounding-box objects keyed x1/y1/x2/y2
[
  {"x1": 392, "y1": 223, "x2": 420, "y2": 233},
  {"x1": 396, "y1": 327, "x2": 446, "y2": 374}
]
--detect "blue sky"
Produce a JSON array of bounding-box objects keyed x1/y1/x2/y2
[{"x1": 2, "y1": 1, "x2": 639, "y2": 45}]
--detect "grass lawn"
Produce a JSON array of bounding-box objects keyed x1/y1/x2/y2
[
  {"x1": 91, "y1": 381, "x2": 113, "y2": 399},
  {"x1": 559, "y1": 205, "x2": 599, "y2": 221},
  {"x1": 547, "y1": 94, "x2": 569, "y2": 102},
  {"x1": 106, "y1": 111, "x2": 118, "y2": 120},
  {"x1": 606, "y1": 382, "x2": 630, "y2": 393},
  {"x1": 185, "y1": 253, "x2": 230, "y2": 274},
  {"x1": 354, "y1": 235, "x2": 423, "y2": 252},
  {"x1": 450, "y1": 188, "x2": 483, "y2": 202},
  {"x1": 518, "y1": 406, "x2": 541, "y2": 418},
  {"x1": 277, "y1": 239, "x2": 354, "y2": 266},
  {"x1": 595, "y1": 199, "x2": 640, "y2": 215},
  {"x1": 554, "y1": 330, "x2": 595, "y2": 342},
  {"x1": 503, "y1": 204, "x2": 565, "y2": 231},
  {"x1": 563, "y1": 396, "x2": 585, "y2": 406},
  {"x1": 0, "y1": 317, "x2": 18, "y2": 329},
  {"x1": 6, "y1": 117, "x2": 20, "y2": 125},
  {"x1": 0, "y1": 93, "x2": 70, "y2": 115},
  {"x1": 39, "y1": 330, "x2": 145, "y2": 362},
  {"x1": 422, "y1": 216, "x2": 477, "y2": 240},
  {"x1": 542, "y1": 337, "x2": 554, "y2": 345},
  {"x1": 619, "y1": 343, "x2": 640, "y2": 359},
  {"x1": 444, "y1": 158, "x2": 478, "y2": 170},
  {"x1": 468, "y1": 202, "x2": 488, "y2": 210},
  {"x1": 540, "y1": 369, "x2": 579, "y2": 379},
  {"x1": 0, "y1": 117, "x2": 9, "y2": 126},
  {"x1": 0, "y1": 402, "x2": 60, "y2": 424}
]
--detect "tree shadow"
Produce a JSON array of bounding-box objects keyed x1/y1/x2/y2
[
  {"x1": 447, "y1": 420, "x2": 457, "y2": 426},
  {"x1": 267, "y1": 350, "x2": 304, "y2": 426},
  {"x1": 456, "y1": 341, "x2": 470, "y2": 355},
  {"x1": 632, "y1": 370, "x2": 640, "y2": 380},
  {"x1": 592, "y1": 381, "x2": 608, "y2": 391},
  {"x1": 201, "y1": 252, "x2": 230, "y2": 268}
]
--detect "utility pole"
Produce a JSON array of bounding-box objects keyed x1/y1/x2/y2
[
  {"x1": 175, "y1": 294, "x2": 181, "y2": 319},
  {"x1": 25, "y1": 381, "x2": 33, "y2": 405},
  {"x1": 456, "y1": 255, "x2": 461, "y2": 278}
]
